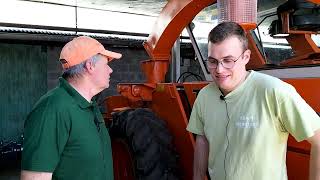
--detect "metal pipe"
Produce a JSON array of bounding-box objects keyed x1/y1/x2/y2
[{"x1": 186, "y1": 23, "x2": 212, "y2": 81}]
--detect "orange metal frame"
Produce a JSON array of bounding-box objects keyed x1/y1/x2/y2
[
  {"x1": 141, "y1": 0, "x2": 216, "y2": 84},
  {"x1": 151, "y1": 83, "x2": 203, "y2": 179},
  {"x1": 307, "y1": 0, "x2": 320, "y2": 4},
  {"x1": 278, "y1": 8, "x2": 320, "y2": 66},
  {"x1": 246, "y1": 32, "x2": 266, "y2": 69},
  {"x1": 114, "y1": 1, "x2": 217, "y2": 175},
  {"x1": 144, "y1": 0, "x2": 215, "y2": 61},
  {"x1": 112, "y1": 139, "x2": 135, "y2": 180}
]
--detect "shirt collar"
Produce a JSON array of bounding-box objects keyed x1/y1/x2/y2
[{"x1": 59, "y1": 77, "x2": 95, "y2": 109}]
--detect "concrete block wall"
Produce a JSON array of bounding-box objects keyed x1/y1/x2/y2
[{"x1": 47, "y1": 46, "x2": 63, "y2": 90}]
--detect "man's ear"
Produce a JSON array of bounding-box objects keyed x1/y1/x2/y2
[
  {"x1": 243, "y1": 49, "x2": 251, "y2": 65},
  {"x1": 84, "y1": 60, "x2": 95, "y2": 74}
]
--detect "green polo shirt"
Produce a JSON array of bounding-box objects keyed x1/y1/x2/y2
[{"x1": 22, "y1": 78, "x2": 113, "y2": 180}]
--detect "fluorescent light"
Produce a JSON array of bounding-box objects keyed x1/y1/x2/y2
[
  {"x1": 273, "y1": 33, "x2": 289, "y2": 37},
  {"x1": 263, "y1": 44, "x2": 291, "y2": 49}
]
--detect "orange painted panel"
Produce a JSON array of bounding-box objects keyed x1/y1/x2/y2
[
  {"x1": 287, "y1": 151, "x2": 310, "y2": 180},
  {"x1": 183, "y1": 82, "x2": 208, "y2": 107},
  {"x1": 284, "y1": 78, "x2": 320, "y2": 112},
  {"x1": 288, "y1": 135, "x2": 311, "y2": 153},
  {"x1": 307, "y1": 0, "x2": 320, "y2": 4},
  {"x1": 151, "y1": 83, "x2": 195, "y2": 180},
  {"x1": 144, "y1": 0, "x2": 215, "y2": 59}
]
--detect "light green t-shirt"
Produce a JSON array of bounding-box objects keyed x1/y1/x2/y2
[{"x1": 187, "y1": 71, "x2": 320, "y2": 180}]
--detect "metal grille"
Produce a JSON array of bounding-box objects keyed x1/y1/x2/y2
[{"x1": 217, "y1": 0, "x2": 257, "y2": 24}]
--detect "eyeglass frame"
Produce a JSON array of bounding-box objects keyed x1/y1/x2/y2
[{"x1": 206, "y1": 50, "x2": 247, "y2": 69}]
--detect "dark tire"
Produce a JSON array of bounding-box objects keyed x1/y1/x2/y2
[{"x1": 110, "y1": 108, "x2": 180, "y2": 180}]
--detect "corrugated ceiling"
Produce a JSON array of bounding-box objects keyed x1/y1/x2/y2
[{"x1": 22, "y1": 0, "x2": 167, "y2": 16}]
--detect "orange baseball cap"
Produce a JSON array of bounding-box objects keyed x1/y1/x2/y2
[{"x1": 59, "y1": 36, "x2": 122, "y2": 69}]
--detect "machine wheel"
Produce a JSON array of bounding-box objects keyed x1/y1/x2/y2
[{"x1": 110, "y1": 108, "x2": 180, "y2": 180}]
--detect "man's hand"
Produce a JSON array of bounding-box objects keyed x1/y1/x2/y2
[
  {"x1": 307, "y1": 129, "x2": 320, "y2": 180},
  {"x1": 193, "y1": 135, "x2": 209, "y2": 180},
  {"x1": 21, "y1": 170, "x2": 52, "y2": 180}
]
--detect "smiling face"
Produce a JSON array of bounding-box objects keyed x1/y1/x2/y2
[{"x1": 208, "y1": 35, "x2": 250, "y2": 95}]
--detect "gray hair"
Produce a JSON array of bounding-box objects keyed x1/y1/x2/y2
[{"x1": 62, "y1": 54, "x2": 102, "y2": 80}]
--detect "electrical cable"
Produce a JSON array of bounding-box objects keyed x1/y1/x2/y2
[
  {"x1": 257, "y1": 13, "x2": 277, "y2": 27},
  {"x1": 221, "y1": 97, "x2": 230, "y2": 180},
  {"x1": 182, "y1": 73, "x2": 202, "y2": 82},
  {"x1": 254, "y1": 13, "x2": 277, "y2": 64},
  {"x1": 176, "y1": 71, "x2": 203, "y2": 83},
  {"x1": 0, "y1": 134, "x2": 24, "y2": 154}
]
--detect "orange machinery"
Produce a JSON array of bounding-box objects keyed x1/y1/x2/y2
[{"x1": 105, "y1": 0, "x2": 320, "y2": 179}]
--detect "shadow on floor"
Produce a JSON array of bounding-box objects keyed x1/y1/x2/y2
[{"x1": 0, "y1": 152, "x2": 21, "y2": 180}]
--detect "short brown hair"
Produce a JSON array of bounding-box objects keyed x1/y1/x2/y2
[{"x1": 208, "y1": 21, "x2": 248, "y2": 51}]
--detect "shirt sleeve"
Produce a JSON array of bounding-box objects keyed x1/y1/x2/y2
[
  {"x1": 22, "y1": 98, "x2": 70, "y2": 172},
  {"x1": 187, "y1": 93, "x2": 205, "y2": 135},
  {"x1": 278, "y1": 84, "x2": 320, "y2": 142}
]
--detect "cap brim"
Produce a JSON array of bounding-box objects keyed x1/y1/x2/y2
[{"x1": 100, "y1": 50, "x2": 122, "y2": 61}]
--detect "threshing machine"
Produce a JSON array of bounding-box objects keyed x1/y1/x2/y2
[{"x1": 104, "y1": 0, "x2": 320, "y2": 179}]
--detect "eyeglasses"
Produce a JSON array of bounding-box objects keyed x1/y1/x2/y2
[{"x1": 206, "y1": 50, "x2": 246, "y2": 69}]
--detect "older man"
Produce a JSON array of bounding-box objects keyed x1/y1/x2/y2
[{"x1": 21, "y1": 36, "x2": 122, "y2": 180}]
